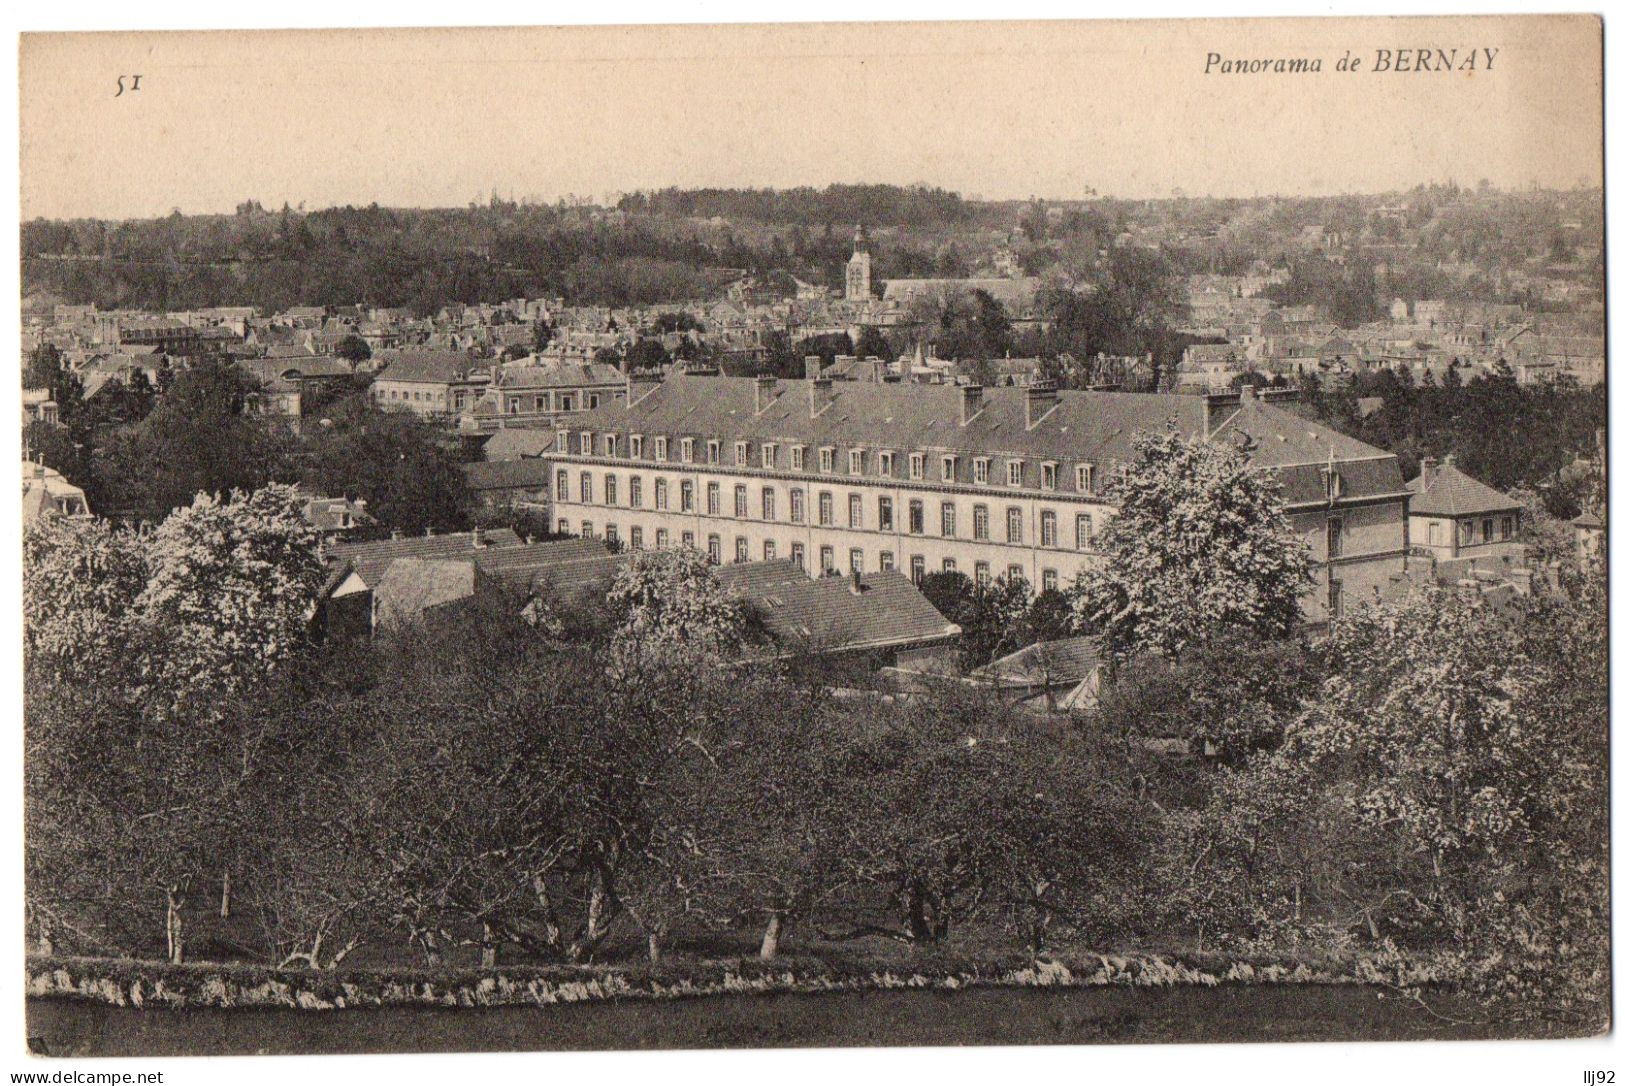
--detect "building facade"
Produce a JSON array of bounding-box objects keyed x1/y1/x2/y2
[
  {"x1": 370, "y1": 351, "x2": 492, "y2": 418},
  {"x1": 543, "y1": 372, "x2": 1411, "y2": 623}
]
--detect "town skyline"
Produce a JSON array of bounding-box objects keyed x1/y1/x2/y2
[{"x1": 21, "y1": 17, "x2": 1603, "y2": 220}]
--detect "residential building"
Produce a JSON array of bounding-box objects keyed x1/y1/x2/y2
[
  {"x1": 1572, "y1": 510, "x2": 1605, "y2": 564},
  {"x1": 370, "y1": 351, "x2": 491, "y2": 418},
  {"x1": 544, "y1": 372, "x2": 1409, "y2": 623},
  {"x1": 470, "y1": 362, "x2": 627, "y2": 428},
  {"x1": 1406, "y1": 456, "x2": 1524, "y2": 561},
  {"x1": 22, "y1": 460, "x2": 91, "y2": 523}
]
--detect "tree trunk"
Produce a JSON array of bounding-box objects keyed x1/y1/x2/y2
[
  {"x1": 480, "y1": 922, "x2": 499, "y2": 968},
  {"x1": 533, "y1": 876, "x2": 563, "y2": 951},
  {"x1": 220, "y1": 871, "x2": 231, "y2": 919},
  {"x1": 165, "y1": 888, "x2": 185, "y2": 965},
  {"x1": 759, "y1": 912, "x2": 785, "y2": 961},
  {"x1": 567, "y1": 874, "x2": 616, "y2": 963},
  {"x1": 420, "y1": 929, "x2": 443, "y2": 966}
]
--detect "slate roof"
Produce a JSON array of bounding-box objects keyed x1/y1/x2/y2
[
  {"x1": 1406, "y1": 462, "x2": 1522, "y2": 517},
  {"x1": 460, "y1": 459, "x2": 553, "y2": 493},
  {"x1": 327, "y1": 528, "x2": 523, "y2": 588},
  {"x1": 373, "y1": 559, "x2": 485, "y2": 626},
  {"x1": 481, "y1": 428, "x2": 555, "y2": 461},
  {"x1": 374, "y1": 350, "x2": 485, "y2": 385},
  {"x1": 462, "y1": 538, "x2": 613, "y2": 594},
  {"x1": 301, "y1": 495, "x2": 372, "y2": 532},
  {"x1": 743, "y1": 568, "x2": 961, "y2": 653},
  {"x1": 711, "y1": 558, "x2": 809, "y2": 595},
  {"x1": 554, "y1": 375, "x2": 1404, "y2": 504},
  {"x1": 526, "y1": 554, "x2": 959, "y2": 654},
  {"x1": 497, "y1": 363, "x2": 624, "y2": 390},
  {"x1": 974, "y1": 635, "x2": 1103, "y2": 691}
]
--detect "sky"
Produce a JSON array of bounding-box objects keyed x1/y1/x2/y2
[{"x1": 18, "y1": 15, "x2": 1604, "y2": 220}]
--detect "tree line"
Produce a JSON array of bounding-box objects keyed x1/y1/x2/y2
[{"x1": 615, "y1": 184, "x2": 969, "y2": 227}]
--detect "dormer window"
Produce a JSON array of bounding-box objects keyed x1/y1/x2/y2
[
  {"x1": 1006, "y1": 460, "x2": 1024, "y2": 487},
  {"x1": 736, "y1": 441, "x2": 749, "y2": 467},
  {"x1": 578, "y1": 431, "x2": 593, "y2": 455},
  {"x1": 878, "y1": 451, "x2": 894, "y2": 477},
  {"x1": 681, "y1": 437, "x2": 695, "y2": 463},
  {"x1": 942, "y1": 455, "x2": 958, "y2": 482},
  {"x1": 1324, "y1": 469, "x2": 1344, "y2": 500},
  {"x1": 909, "y1": 453, "x2": 925, "y2": 480},
  {"x1": 791, "y1": 445, "x2": 806, "y2": 471},
  {"x1": 849, "y1": 449, "x2": 866, "y2": 475},
  {"x1": 973, "y1": 457, "x2": 990, "y2": 484},
  {"x1": 629, "y1": 434, "x2": 643, "y2": 459},
  {"x1": 556, "y1": 428, "x2": 570, "y2": 452},
  {"x1": 706, "y1": 439, "x2": 720, "y2": 465},
  {"x1": 819, "y1": 447, "x2": 836, "y2": 473},
  {"x1": 1041, "y1": 462, "x2": 1058, "y2": 491},
  {"x1": 1076, "y1": 463, "x2": 1095, "y2": 494},
  {"x1": 762, "y1": 443, "x2": 778, "y2": 469},
  {"x1": 654, "y1": 437, "x2": 668, "y2": 462},
  {"x1": 604, "y1": 434, "x2": 618, "y2": 458}
]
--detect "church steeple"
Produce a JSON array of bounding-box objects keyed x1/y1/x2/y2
[{"x1": 845, "y1": 224, "x2": 872, "y2": 301}]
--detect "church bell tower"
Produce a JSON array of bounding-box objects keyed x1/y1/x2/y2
[{"x1": 845, "y1": 224, "x2": 872, "y2": 302}]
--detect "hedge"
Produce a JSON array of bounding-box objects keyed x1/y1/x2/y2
[{"x1": 26, "y1": 949, "x2": 1455, "y2": 1012}]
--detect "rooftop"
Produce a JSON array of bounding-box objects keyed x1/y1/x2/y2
[{"x1": 1406, "y1": 459, "x2": 1522, "y2": 518}]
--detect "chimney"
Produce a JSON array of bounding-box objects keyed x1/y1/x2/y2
[
  {"x1": 804, "y1": 355, "x2": 823, "y2": 381},
  {"x1": 959, "y1": 384, "x2": 984, "y2": 425},
  {"x1": 1240, "y1": 383, "x2": 1257, "y2": 401},
  {"x1": 472, "y1": 526, "x2": 485, "y2": 548},
  {"x1": 391, "y1": 528, "x2": 402, "y2": 540},
  {"x1": 1025, "y1": 382, "x2": 1058, "y2": 429},
  {"x1": 754, "y1": 374, "x2": 778, "y2": 413},
  {"x1": 1420, "y1": 456, "x2": 1439, "y2": 489},
  {"x1": 849, "y1": 567, "x2": 863, "y2": 595},
  {"x1": 809, "y1": 375, "x2": 834, "y2": 416}
]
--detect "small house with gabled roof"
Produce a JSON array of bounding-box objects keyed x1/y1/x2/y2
[{"x1": 1406, "y1": 456, "x2": 1523, "y2": 560}]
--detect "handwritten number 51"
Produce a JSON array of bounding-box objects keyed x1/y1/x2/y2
[{"x1": 114, "y1": 75, "x2": 142, "y2": 98}]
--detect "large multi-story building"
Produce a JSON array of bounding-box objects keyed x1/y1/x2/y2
[{"x1": 543, "y1": 367, "x2": 1412, "y2": 622}]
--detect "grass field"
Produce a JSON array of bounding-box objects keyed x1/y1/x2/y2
[{"x1": 27, "y1": 982, "x2": 1566, "y2": 1056}]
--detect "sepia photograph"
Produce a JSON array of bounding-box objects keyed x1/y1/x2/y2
[{"x1": 11, "y1": 8, "x2": 1613, "y2": 1073}]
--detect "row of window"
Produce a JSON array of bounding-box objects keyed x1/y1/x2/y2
[
  {"x1": 376, "y1": 387, "x2": 446, "y2": 404},
  {"x1": 556, "y1": 430, "x2": 1106, "y2": 494},
  {"x1": 1426, "y1": 515, "x2": 1517, "y2": 548},
  {"x1": 556, "y1": 470, "x2": 1098, "y2": 548},
  {"x1": 553, "y1": 517, "x2": 1063, "y2": 591},
  {"x1": 503, "y1": 391, "x2": 602, "y2": 414}
]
